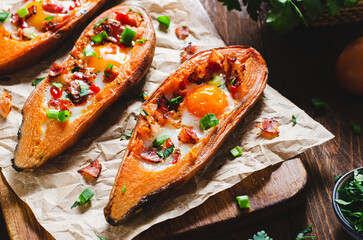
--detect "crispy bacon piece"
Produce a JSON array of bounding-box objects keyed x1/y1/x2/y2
[
  {"x1": 0, "y1": 92, "x2": 12, "y2": 119},
  {"x1": 42, "y1": 3, "x2": 65, "y2": 14},
  {"x1": 178, "y1": 127, "x2": 199, "y2": 144},
  {"x1": 49, "y1": 62, "x2": 64, "y2": 77},
  {"x1": 78, "y1": 159, "x2": 102, "y2": 178},
  {"x1": 170, "y1": 148, "x2": 181, "y2": 164},
  {"x1": 180, "y1": 43, "x2": 200, "y2": 63},
  {"x1": 175, "y1": 25, "x2": 189, "y2": 40},
  {"x1": 48, "y1": 98, "x2": 70, "y2": 111},
  {"x1": 207, "y1": 50, "x2": 224, "y2": 72},
  {"x1": 140, "y1": 148, "x2": 162, "y2": 163},
  {"x1": 11, "y1": 13, "x2": 28, "y2": 29},
  {"x1": 257, "y1": 118, "x2": 280, "y2": 139},
  {"x1": 116, "y1": 12, "x2": 138, "y2": 27},
  {"x1": 25, "y1": 5, "x2": 37, "y2": 20}
]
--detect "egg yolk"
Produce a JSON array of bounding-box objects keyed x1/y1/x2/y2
[
  {"x1": 26, "y1": 1, "x2": 53, "y2": 31},
  {"x1": 85, "y1": 43, "x2": 130, "y2": 72},
  {"x1": 185, "y1": 85, "x2": 228, "y2": 118}
]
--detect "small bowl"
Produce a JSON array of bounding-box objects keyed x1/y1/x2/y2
[{"x1": 332, "y1": 167, "x2": 363, "y2": 240}]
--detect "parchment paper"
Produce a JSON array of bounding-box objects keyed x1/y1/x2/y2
[{"x1": 0, "y1": 0, "x2": 334, "y2": 239}]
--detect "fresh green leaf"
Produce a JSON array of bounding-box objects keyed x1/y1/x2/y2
[
  {"x1": 156, "y1": 148, "x2": 164, "y2": 159},
  {"x1": 300, "y1": 0, "x2": 324, "y2": 20},
  {"x1": 335, "y1": 199, "x2": 353, "y2": 205},
  {"x1": 157, "y1": 16, "x2": 171, "y2": 29},
  {"x1": 0, "y1": 12, "x2": 9, "y2": 21},
  {"x1": 134, "y1": 91, "x2": 148, "y2": 101},
  {"x1": 351, "y1": 121, "x2": 361, "y2": 135},
  {"x1": 292, "y1": 115, "x2": 297, "y2": 124},
  {"x1": 217, "y1": 0, "x2": 242, "y2": 11},
  {"x1": 94, "y1": 231, "x2": 109, "y2": 240},
  {"x1": 163, "y1": 145, "x2": 174, "y2": 159},
  {"x1": 120, "y1": 129, "x2": 133, "y2": 140},
  {"x1": 71, "y1": 201, "x2": 80, "y2": 208},
  {"x1": 326, "y1": 0, "x2": 343, "y2": 16},
  {"x1": 334, "y1": 173, "x2": 342, "y2": 182},
  {"x1": 311, "y1": 98, "x2": 326, "y2": 110},
  {"x1": 296, "y1": 225, "x2": 316, "y2": 240},
  {"x1": 344, "y1": 0, "x2": 359, "y2": 8},
  {"x1": 236, "y1": 195, "x2": 250, "y2": 208},
  {"x1": 153, "y1": 135, "x2": 169, "y2": 147},
  {"x1": 136, "y1": 38, "x2": 148, "y2": 44},
  {"x1": 242, "y1": 0, "x2": 264, "y2": 21},
  {"x1": 120, "y1": 27, "x2": 136, "y2": 46},
  {"x1": 248, "y1": 230, "x2": 272, "y2": 240},
  {"x1": 94, "y1": 15, "x2": 109, "y2": 29},
  {"x1": 200, "y1": 113, "x2": 219, "y2": 131}
]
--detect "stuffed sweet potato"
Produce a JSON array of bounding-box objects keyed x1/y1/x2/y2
[
  {"x1": 12, "y1": 4, "x2": 156, "y2": 171},
  {"x1": 104, "y1": 46, "x2": 268, "y2": 225},
  {"x1": 0, "y1": 0, "x2": 109, "y2": 75}
]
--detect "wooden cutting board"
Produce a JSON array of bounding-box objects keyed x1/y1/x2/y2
[{"x1": 0, "y1": 158, "x2": 306, "y2": 239}]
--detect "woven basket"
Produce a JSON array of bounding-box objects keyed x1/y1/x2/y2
[{"x1": 309, "y1": 0, "x2": 363, "y2": 26}]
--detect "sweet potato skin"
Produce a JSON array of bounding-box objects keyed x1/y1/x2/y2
[
  {"x1": 12, "y1": 5, "x2": 156, "y2": 171},
  {"x1": 0, "y1": 0, "x2": 108, "y2": 75},
  {"x1": 104, "y1": 46, "x2": 268, "y2": 225}
]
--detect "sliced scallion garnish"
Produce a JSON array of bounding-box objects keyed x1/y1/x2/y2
[
  {"x1": 52, "y1": 82, "x2": 63, "y2": 88},
  {"x1": 230, "y1": 77, "x2": 236, "y2": 85},
  {"x1": 311, "y1": 98, "x2": 325, "y2": 110},
  {"x1": 17, "y1": 7, "x2": 29, "y2": 18},
  {"x1": 0, "y1": 12, "x2": 9, "y2": 21},
  {"x1": 230, "y1": 146, "x2": 243, "y2": 157},
  {"x1": 163, "y1": 145, "x2": 174, "y2": 159},
  {"x1": 121, "y1": 186, "x2": 126, "y2": 193},
  {"x1": 79, "y1": 84, "x2": 89, "y2": 97},
  {"x1": 218, "y1": 83, "x2": 226, "y2": 89},
  {"x1": 94, "y1": 15, "x2": 109, "y2": 29},
  {"x1": 120, "y1": 27, "x2": 136, "y2": 46},
  {"x1": 58, "y1": 110, "x2": 71, "y2": 122},
  {"x1": 83, "y1": 46, "x2": 97, "y2": 57},
  {"x1": 157, "y1": 16, "x2": 170, "y2": 29},
  {"x1": 91, "y1": 30, "x2": 108, "y2": 43},
  {"x1": 71, "y1": 66, "x2": 80, "y2": 73},
  {"x1": 236, "y1": 195, "x2": 250, "y2": 209},
  {"x1": 72, "y1": 188, "x2": 94, "y2": 208},
  {"x1": 207, "y1": 76, "x2": 223, "y2": 87},
  {"x1": 170, "y1": 96, "x2": 182, "y2": 105},
  {"x1": 136, "y1": 38, "x2": 148, "y2": 44},
  {"x1": 32, "y1": 77, "x2": 44, "y2": 86},
  {"x1": 292, "y1": 115, "x2": 297, "y2": 124},
  {"x1": 104, "y1": 64, "x2": 113, "y2": 77},
  {"x1": 44, "y1": 16, "x2": 54, "y2": 21},
  {"x1": 200, "y1": 113, "x2": 219, "y2": 131},
  {"x1": 351, "y1": 121, "x2": 361, "y2": 135},
  {"x1": 153, "y1": 135, "x2": 169, "y2": 147},
  {"x1": 94, "y1": 232, "x2": 109, "y2": 240},
  {"x1": 46, "y1": 109, "x2": 59, "y2": 119}
]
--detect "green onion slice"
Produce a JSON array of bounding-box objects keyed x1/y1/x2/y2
[
  {"x1": 17, "y1": 7, "x2": 29, "y2": 18},
  {"x1": 94, "y1": 232, "x2": 109, "y2": 240},
  {"x1": 207, "y1": 76, "x2": 223, "y2": 87},
  {"x1": 163, "y1": 145, "x2": 174, "y2": 159},
  {"x1": 157, "y1": 16, "x2": 170, "y2": 29},
  {"x1": 32, "y1": 77, "x2": 44, "y2": 86},
  {"x1": 292, "y1": 115, "x2": 297, "y2": 124},
  {"x1": 351, "y1": 121, "x2": 361, "y2": 135},
  {"x1": 83, "y1": 45, "x2": 97, "y2": 57},
  {"x1": 0, "y1": 12, "x2": 9, "y2": 21},
  {"x1": 121, "y1": 186, "x2": 126, "y2": 193},
  {"x1": 44, "y1": 16, "x2": 54, "y2": 21},
  {"x1": 230, "y1": 146, "x2": 243, "y2": 157},
  {"x1": 71, "y1": 66, "x2": 80, "y2": 73},
  {"x1": 218, "y1": 83, "x2": 226, "y2": 89},
  {"x1": 52, "y1": 82, "x2": 63, "y2": 88},
  {"x1": 230, "y1": 77, "x2": 236, "y2": 85},
  {"x1": 28, "y1": 34, "x2": 37, "y2": 40},
  {"x1": 136, "y1": 38, "x2": 148, "y2": 44},
  {"x1": 140, "y1": 109, "x2": 149, "y2": 116},
  {"x1": 134, "y1": 91, "x2": 148, "y2": 101},
  {"x1": 79, "y1": 84, "x2": 89, "y2": 97},
  {"x1": 120, "y1": 27, "x2": 136, "y2": 46},
  {"x1": 236, "y1": 195, "x2": 250, "y2": 209},
  {"x1": 153, "y1": 135, "x2": 169, "y2": 147},
  {"x1": 46, "y1": 109, "x2": 59, "y2": 119},
  {"x1": 170, "y1": 96, "x2": 182, "y2": 105},
  {"x1": 311, "y1": 98, "x2": 325, "y2": 110},
  {"x1": 58, "y1": 110, "x2": 71, "y2": 122},
  {"x1": 91, "y1": 30, "x2": 108, "y2": 43},
  {"x1": 94, "y1": 15, "x2": 109, "y2": 29},
  {"x1": 78, "y1": 188, "x2": 94, "y2": 204},
  {"x1": 200, "y1": 113, "x2": 219, "y2": 131},
  {"x1": 104, "y1": 64, "x2": 113, "y2": 77}
]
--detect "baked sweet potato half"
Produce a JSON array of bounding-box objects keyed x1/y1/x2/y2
[
  {"x1": 0, "y1": 0, "x2": 109, "y2": 75},
  {"x1": 104, "y1": 46, "x2": 268, "y2": 225},
  {"x1": 12, "y1": 5, "x2": 156, "y2": 171}
]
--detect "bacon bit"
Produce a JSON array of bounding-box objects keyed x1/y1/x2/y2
[
  {"x1": 188, "y1": 65, "x2": 206, "y2": 84},
  {"x1": 178, "y1": 127, "x2": 199, "y2": 144},
  {"x1": 25, "y1": 5, "x2": 37, "y2": 20},
  {"x1": 11, "y1": 13, "x2": 28, "y2": 28},
  {"x1": 170, "y1": 148, "x2": 181, "y2": 164},
  {"x1": 69, "y1": 0, "x2": 80, "y2": 10},
  {"x1": 137, "y1": 121, "x2": 151, "y2": 139},
  {"x1": 140, "y1": 147, "x2": 162, "y2": 163},
  {"x1": 207, "y1": 50, "x2": 224, "y2": 72},
  {"x1": 180, "y1": 43, "x2": 200, "y2": 63},
  {"x1": 78, "y1": 159, "x2": 102, "y2": 179},
  {"x1": 102, "y1": 19, "x2": 124, "y2": 42},
  {"x1": 42, "y1": 3, "x2": 65, "y2": 14},
  {"x1": 48, "y1": 98, "x2": 70, "y2": 111},
  {"x1": 44, "y1": 15, "x2": 70, "y2": 31},
  {"x1": 0, "y1": 92, "x2": 12, "y2": 119},
  {"x1": 175, "y1": 25, "x2": 189, "y2": 40},
  {"x1": 116, "y1": 12, "x2": 138, "y2": 27},
  {"x1": 49, "y1": 62, "x2": 64, "y2": 77},
  {"x1": 157, "y1": 95, "x2": 169, "y2": 112},
  {"x1": 257, "y1": 118, "x2": 280, "y2": 139}
]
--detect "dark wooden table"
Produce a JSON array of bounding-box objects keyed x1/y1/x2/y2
[{"x1": 1, "y1": 1, "x2": 362, "y2": 239}]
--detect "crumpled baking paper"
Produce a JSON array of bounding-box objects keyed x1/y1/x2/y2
[{"x1": 0, "y1": 0, "x2": 334, "y2": 239}]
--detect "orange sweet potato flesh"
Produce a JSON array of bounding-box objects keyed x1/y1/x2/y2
[
  {"x1": 104, "y1": 46, "x2": 268, "y2": 225},
  {"x1": 0, "y1": 0, "x2": 107, "y2": 75},
  {"x1": 12, "y1": 5, "x2": 156, "y2": 171}
]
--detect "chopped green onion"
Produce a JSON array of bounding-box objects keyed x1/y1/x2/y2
[
  {"x1": 91, "y1": 30, "x2": 108, "y2": 43},
  {"x1": 28, "y1": 34, "x2": 37, "y2": 40},
  {"x1": 58, "y1": 110, "x2": 71, "y2": 122},
  {"x1": 44, "y1": 16, "x2": 54, "y2": 21},
  {"x1": 200, "y1": 113, "x2": 219, "y2": 131},
  {"x1": 138, "y1": 12, "x2": 142, "y2": 16},
  {"x1": 71, "y1": 66, "x2": 80, "y2": 73},
  {"x1": 236, "y1": 195, "x2": 250, "y2": 209},
  {"x1": 218, "y1": 83, "x2": 226, "y2": 89},
  {"x1": 157, "y1": 16, "x2": 170, "y2": 29},
  {"x1": 182, "y1": 25, "x2": 186, "y2": 29},
  {"x1": 163, "y1": 145, "x2": 174, "y2": 159},
  {"x1": 170, "y1": 96, "x2": 182, "y2": 105},
  {"x1": 71, "y1": 201, "x2": 80, "y2": 208},
  {"x1": 120, "y1": 129, "x2": 133, "y2": 140},
  {"x1": 104, "y1": 64, "x2": 113, "y2": 77},
  {"x1": 156, "y1": 148, "x2": 164, "y2": 159},
  {"x1": 95, "y1": 70, "x2": 100, "y2": 75},
  {"x1": 78, "y1": 188, "x2": 94, "y2": 204},
  {"x1": 83, "y1": 46, "x2": 96, "y2": 57},
  {"x1": 296, "y1": 225, "x2": 316, "y2": 240},
  {"x1": 334, "y1": 173, "x2": 342, "y2": 182},
  {"x1": 17, "y1": 7, "x2": 29, "y2": 18},
  {"x1": 0, "y1": 12, "x2": 9, "y2": 21},
  {"x1": 128, "y1": 7, "x2": 133, "y2": 11},
  {"x1": 121, "y1": 186, "x2": 126, "y2": 193},
  {"x1": 79, "y1": 84, "x2": 89, "y2": 97},
  {"x1": 32, "y1": 77, "x2": 44, "y2": 86},
  {"x1": 39, "y1": 153, "x2": 43, "y2": 159},
  {"x1": 230, "y1": 146, "x2": 243, "y2": 157},
  {"x1": 94, "y1": 231, "x2": 109, "y2": 240},
  {"x1": 46, "y1": 109, "x2": 59, "y2": 119},
  {"x1": 120, "y1": 27, "x2": 136, "y2": 46},
  {"x1": 311, "y1": 98, "x2": 325, "y2": 110},
  {"x1": 117, "y1": 82, "x2": 120, "y2": 85},
  {"x1": 94, "y1": 15, "x2": 109, "y2": 29},
  {"x1": 136, "y1": 38, "x2": 148, "y2": 44},
  {"x1": 134, "y1": 91, "x2": 148, "y2": 101},
  {"x1": 292, "y1": 115, "x2": 297, "y2": 124},
  {"x1": 351, "y1": 121, "x2": 361, "y2": 135},
  {"x1": 52, "y1": 82, "x2": 63, "y2": 88},
  {"x1": 0, "y1": 76, "x2": 11, "y2": 82},
  {"x1": 230, "y1": 77, "x2": 236, "y2": 85},
  {"x1": 140, "y1": 109, "x2": 149, "y2": 116},
  {"x1": 207, "y1": 76, "x2": 223, "y2": 87},
  {"x1": 65, "y1": 93, "x2": 71, "y2": 98},
  {"x1": 153, "y1": 135, "x2": 169, "y2": 147}
]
